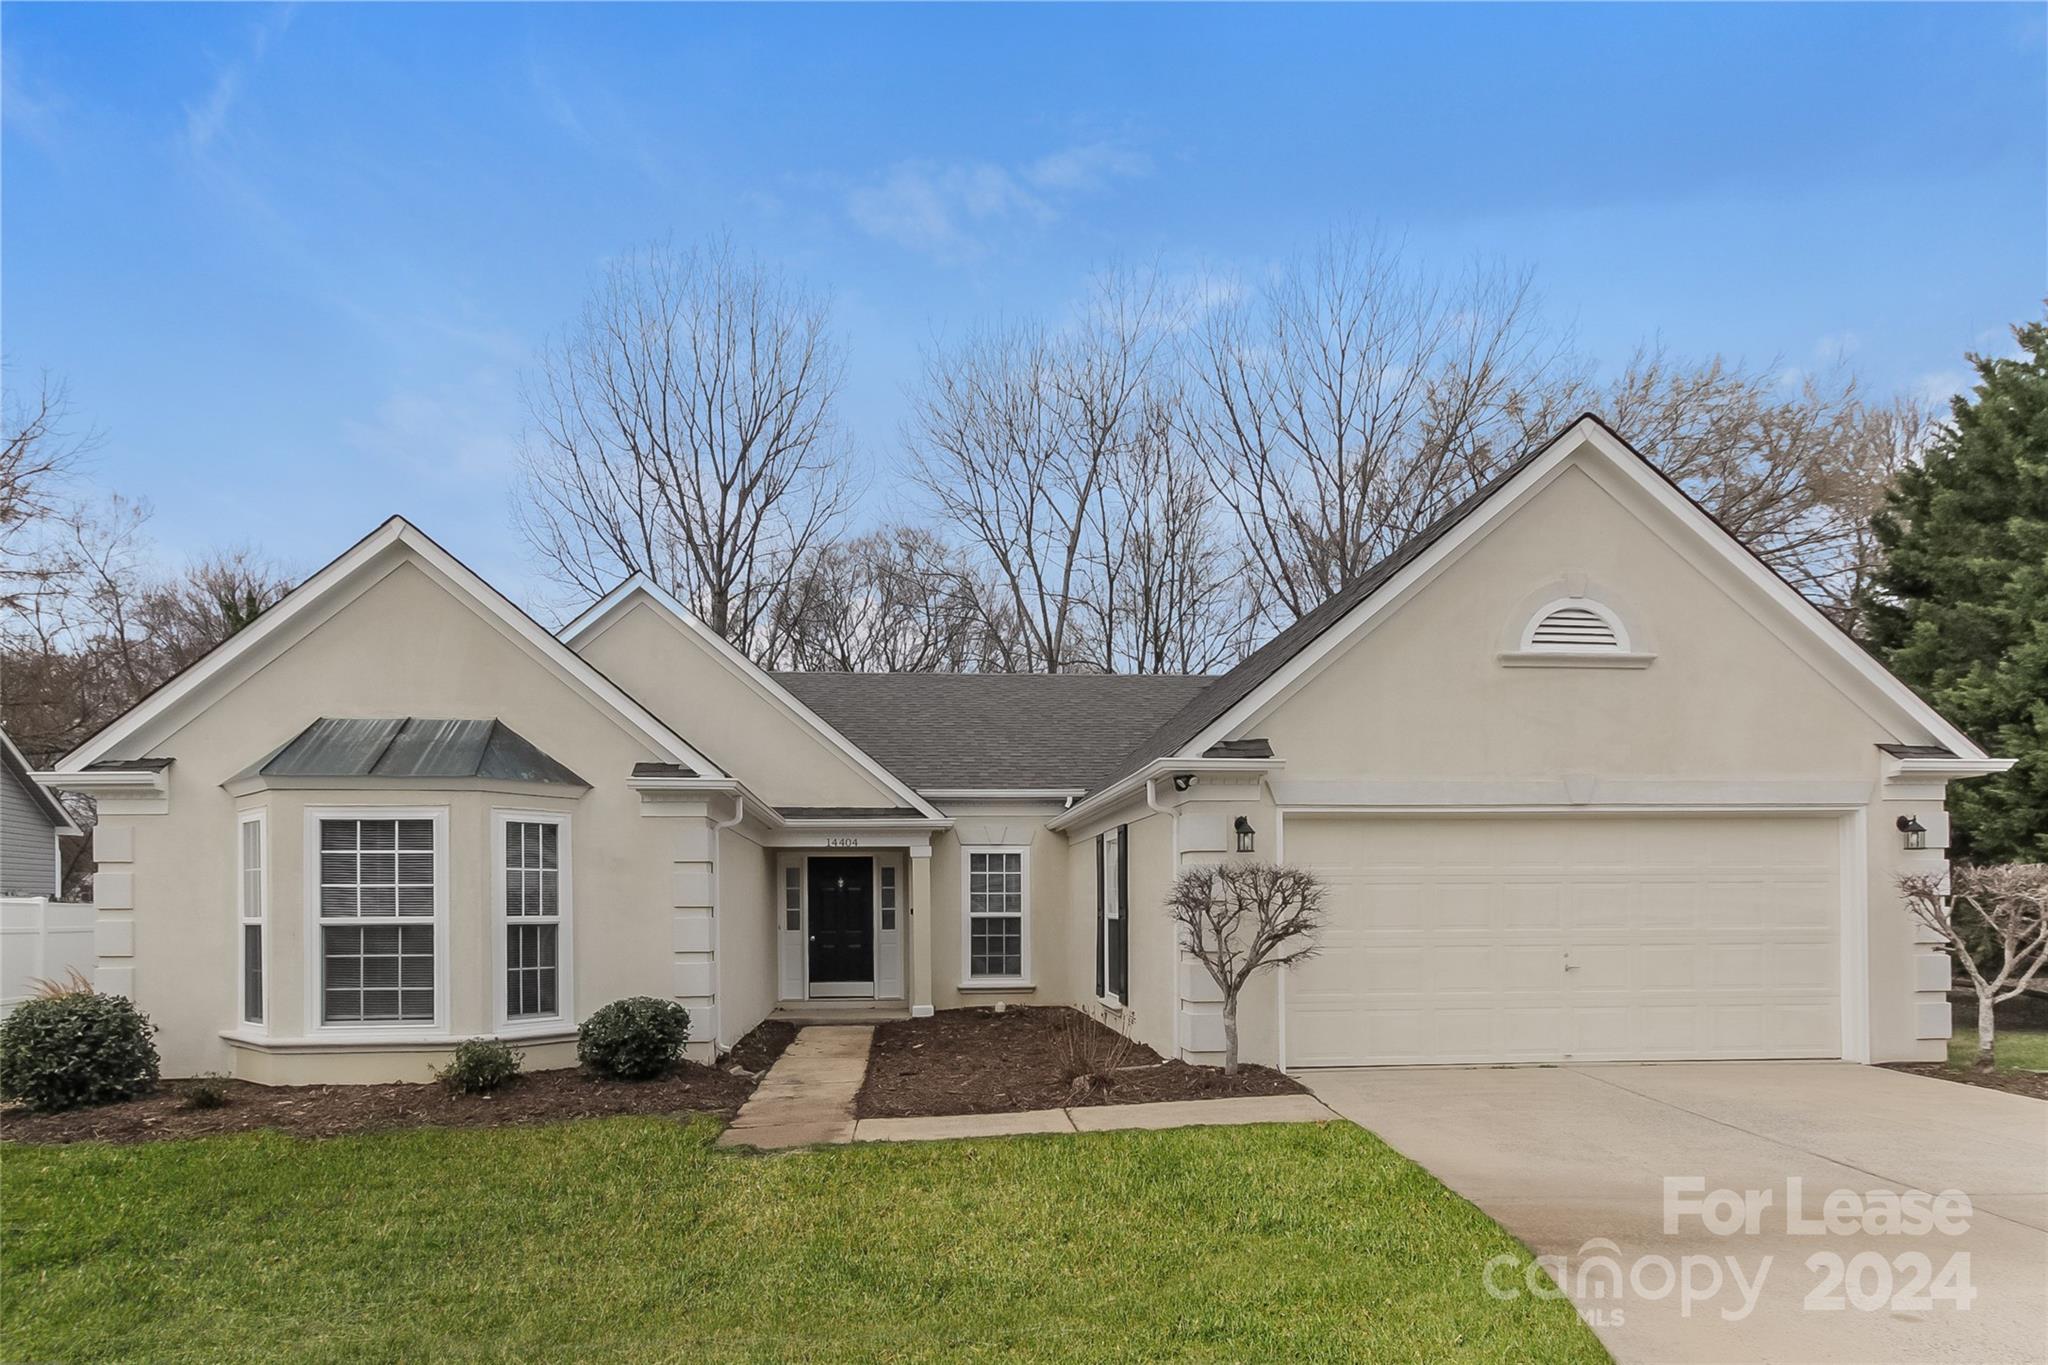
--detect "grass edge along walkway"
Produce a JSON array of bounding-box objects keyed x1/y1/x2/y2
[{"x1": 3, "y1": 1115, "x2": 1605, "y2": 1363}]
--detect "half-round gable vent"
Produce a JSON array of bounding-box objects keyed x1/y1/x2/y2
[{"x1": 1527, "y1": 604, "x2": 1623, "y2": 651}]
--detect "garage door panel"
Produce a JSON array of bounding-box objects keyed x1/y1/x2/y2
[{"x1": 1286, "y1": 815, "x2": 1843, "y2": 1066}]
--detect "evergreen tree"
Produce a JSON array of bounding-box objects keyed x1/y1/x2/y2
[{"x1": 1866, "y1": 318, "x2": 2048, "y2": 861}]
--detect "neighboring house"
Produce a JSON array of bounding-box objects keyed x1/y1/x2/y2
[
  {"x1": 2, "y1": 727, "x2": 79, "y2": 898},
  {"x1": 35, "y1": 417, "x2": 2012, "y2": 1084}
]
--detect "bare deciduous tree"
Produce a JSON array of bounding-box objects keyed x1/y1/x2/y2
[
  {"x1": 1164, "y1": 861, "x2": 1327, "y2": 1074},
  {"x1": 909, "y1": 270, "x2": 1188, "y2": 672},
  {"x1": 1186, "y1": 234, "x2": 1580, "y2": 634},
  {"x1": 763, "y1": 525, "x2": 1017, "y2": 672},
  {"x1": 1602, "y1": 352, "x2": 1935, "y2": 631},
  {"x1": 516, "y1": 240, "x2": 853, "y2": 649},
  {"x1": 1085, "y1": 384, "x2": 1254, "y2": 674},
  {"x1": 1, "y1": 372, "x2": 100, "y2": 576},
  {"x1": 1898, "y1": 865, "x2": 2048, "y2": 1070}
]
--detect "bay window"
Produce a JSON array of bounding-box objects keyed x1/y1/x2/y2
[
  {"x1": 310, "y1": 810, "x2": 444, "y2": 1029},
  {"x1": 237, "y1": 811, "x2": 266, "y2": 1026},
  {"x1": 495, "y1": 810, "x2": 571, "y2": 1028}
]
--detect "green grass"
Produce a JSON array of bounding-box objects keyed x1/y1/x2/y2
[
  {"x1": 2, "y1": 1118, "x2": 1603, "y2": 1364},
  {"x1": 1947, "y1": 1027, "x2": 2048, "y2": 1072}
]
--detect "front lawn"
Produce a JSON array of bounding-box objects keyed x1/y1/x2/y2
[
  {"x1": 1947, "y1": 1028, "x2": 2048, "y2": 1072},
  {"x1": 3, "y1": 1119, "x2": 1603, "y2": 1363}
]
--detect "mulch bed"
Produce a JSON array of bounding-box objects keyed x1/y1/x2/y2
[
  {"x1": 0, "y1": 1019, "x2": 799, "y2": 1146},
  {"x1": 855, "y1": 1005, "x2": 1305, "y2": 1119},
  {"x1": 1879, "y1": 1062, "x2": 2048, "y2": 1101},
  {"x1": 1877, "y1": 989, "x2": 2047, "y2": 1101}
]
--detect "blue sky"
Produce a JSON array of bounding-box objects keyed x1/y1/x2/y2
[{"x1": 4, "y1": 2, "x2": 2043, "y2": 609}]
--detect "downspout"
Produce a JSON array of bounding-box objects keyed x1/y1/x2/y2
[
  {"x1": 710, "y1": 795, "x2": 746, "y2": 1053},
  {"x1": 1145, "y1": 776, "x2": 1180, "y2": 1060}
]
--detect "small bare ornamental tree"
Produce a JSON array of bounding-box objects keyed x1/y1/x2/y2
[
  {"x1": 1898, "y1": 865, "x2": 2048, "y2": 1070},
  {"x1": 1164, "y1": 862, "x2": 1326, "y2": 1075}
]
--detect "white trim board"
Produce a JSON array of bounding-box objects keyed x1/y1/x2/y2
[
  {"x1": 57, "y1": 519, "x2": 723, "y2": 777},
  {"x1": 1181, "y1": 416, "x2": 1991, "y2": 765},
  {"x1": 562, "y1": 577, "x2": 942, "y2": 820}
]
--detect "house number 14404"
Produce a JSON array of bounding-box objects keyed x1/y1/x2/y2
[{"x1": 825, "y1": 837, "x2": 860, "y2": 848}]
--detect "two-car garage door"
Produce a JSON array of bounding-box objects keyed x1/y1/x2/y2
[{"x1": 1284, "y1": 814, "x2": 1843, "y2": 1067}]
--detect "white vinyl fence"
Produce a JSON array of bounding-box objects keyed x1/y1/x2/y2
[{"x1": 1, "y1": 896, "x2": 96, "y2": 1016}]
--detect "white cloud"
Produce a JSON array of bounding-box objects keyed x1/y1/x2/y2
[
  {"x1": 345, "y1": 375, "x2": 521, "y2": 484},
  {"x1": 1023, "y1": 141, "x2": 1151, "y2": 193},
  {"x1": 182, "y1": 6, "x2": 294, "y2": 155},
  {"x1": 1913, "y1": 369, "x2": 1975, "y2": 407},
  {"x1": 847, "y1": 140, "x2": 1148, "y2": 261}
]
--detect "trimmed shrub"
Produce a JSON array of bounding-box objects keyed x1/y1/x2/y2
[
  {"x1": 0, "y1": 991, "x2": 160, "y2": 1113},
  {"x1": 578, "y1": 997, "x2": 691, "y2": 1080},
  {"x1": 183, "y1": 1073, "x2": 231, "y2": 1110},
  {"x1": 438, "y1": 1038, "x2": 523, "y2": 1095}
]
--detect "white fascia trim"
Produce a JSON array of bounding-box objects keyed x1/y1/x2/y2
[
  {"x1": 920, "y1": 788, "x2": 1088, "y2": 800},
  {"x1": 1888, "y1": 757, "x2": 2016, "y2": 780},
  {"x1": 1179, "y1": 416, "x2": 1992, "y2": 763},
  {"x1": 1269, "y1": 778, "x2": 1876, "y2": 809},
  {"x1": 56, "y1": 519, "x2": 724, "y2": 778},
  {"x1": 628, "y1": 776, "x2": 785, "y2": 824},
  {"x1": 5, "y1": 731, "x2": 81, "y2": 834},
  {"x1": 562, "y1": 577, "x2": 942, "y2": 820},
  {"x1": 35, "y1": 768, "x2": 165, "y2": 800},
  {"x1": 1046, "y1": 757, "x2": 1284, "y2": 832}
]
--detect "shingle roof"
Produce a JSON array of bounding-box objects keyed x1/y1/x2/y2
[
  {"x1": 771, "y1": 672, "x2": 1214, "y2": 793},
  {"x1": 1877, "y1": 743, "x2": 1956, "y2": 759},
  {"x1": 246, "y1": 717, "x2": 587, "y2": 786}
]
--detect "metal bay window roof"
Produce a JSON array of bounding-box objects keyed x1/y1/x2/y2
[{"x1": 244, "y1": 717, "x2": 587, "y2": 787}]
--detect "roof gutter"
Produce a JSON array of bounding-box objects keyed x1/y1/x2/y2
[
  {"x1": 1886, "y1": 756, "x2": 2016, "y2": 780},
  {"x1": 36, "y1": 768, "x2": 169, "y2": 799},
  {"x1": 626, "y1": 775, "x2": 786, "y2": 827},
  {"x1": 1047, "y1": 756, "x2": 1284, "y2": 832}
]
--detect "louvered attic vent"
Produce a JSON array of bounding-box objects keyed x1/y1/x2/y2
[{"x1": 1527, "y1": 604, "x2": 1622, "y2": 650}]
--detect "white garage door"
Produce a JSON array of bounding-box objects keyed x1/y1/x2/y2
[{"x1": 1285, "y1": 814, "x2": 1842, "y2": 1067}]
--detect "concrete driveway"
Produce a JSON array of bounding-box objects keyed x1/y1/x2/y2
[{"x1": 1306, "y1": 1063, "x2": 2048, "y2": 1364}]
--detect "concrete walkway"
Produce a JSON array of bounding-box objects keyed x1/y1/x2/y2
[
  {"x1": 1307, "y1": 1062, "x2": 2048, "y2": 1365},
  {"x1": 854, "y1": 1093, "x2": 1337, "y2": 1143},
  {"x1": 716, "y1": 1025, "x2": 873, "y2": 1150}
]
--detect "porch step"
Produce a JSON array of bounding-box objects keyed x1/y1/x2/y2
[{"x1": 769, "y1": 1001, "x2": 912, "y2": 1027}]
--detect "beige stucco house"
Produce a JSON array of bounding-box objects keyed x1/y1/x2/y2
[{"x1": 37, "y1": 417, "x2": 2011, "y2": 1084}]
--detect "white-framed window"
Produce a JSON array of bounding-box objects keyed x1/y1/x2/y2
[
  {"x1": 236, "y1": 810, "x2": 267, "y2": 1028},
  {"x1": 880, "y1": 865, "x2": 898, "y2": 932},
  {"x1": 492, "y1": 810, "x2": 572, "y2": 1030},
  {"x1": 305, "y1": 807, "x2": 447, "y2": 1033},
  {"x1": 963, "y1": 847, "x2": 1029, "y2": 983},
  {"x1": 1099, "y1": 826, "x2": 1125, "y2": 1004},
  {"x1": 783, "y1": 864, "x2": 802, "y2": 931}
]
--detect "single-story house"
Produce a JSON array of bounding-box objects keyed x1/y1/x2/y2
[
  {"x1": 36, "y1": 416, "x2": 2011, "y2": 1083},
  {"x1": 3, "y1": 727, "x2": 79, "y2": 899}
]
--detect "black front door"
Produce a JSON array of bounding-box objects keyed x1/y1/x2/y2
[{"x1": 807, "y1": 857, "x2": 874, "y2": 989}]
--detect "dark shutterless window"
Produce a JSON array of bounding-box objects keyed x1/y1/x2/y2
[{"x1": 242, "y1": 924, "x2": 264, "y2": 1024}]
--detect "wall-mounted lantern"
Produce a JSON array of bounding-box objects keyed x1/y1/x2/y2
[
  {"x1": 1896, "y1": 815, "x2": 1927, "y2": 851},
  {"x1": 1234, "y1": 815, "x2": 1256, "y2": 853}
]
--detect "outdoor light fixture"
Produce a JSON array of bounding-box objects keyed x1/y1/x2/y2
[
  {"x1": 1896, "y1": 815, "x2": 1927, "y2": 851},
  {"x1": 1173, "y1": 773, "x2": 1196, "y2": 792},
  {"x1": 1234, "y1": 815, "x2": 1256, "y2": 853}
]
